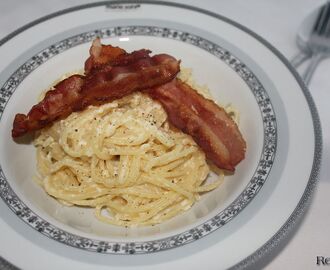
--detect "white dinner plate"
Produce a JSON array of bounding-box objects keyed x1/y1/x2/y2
[{"x1": 0, "y1": 1, "x2": 322, "y2": 270}]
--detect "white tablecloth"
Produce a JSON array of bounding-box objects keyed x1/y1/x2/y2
[{"x1": 0, "y1": 0, "x2": 329, "y2": 269}]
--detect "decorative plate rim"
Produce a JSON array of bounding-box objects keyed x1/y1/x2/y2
[{"x1": 0, "y1": 1, "x2": 322, "y2": 269}]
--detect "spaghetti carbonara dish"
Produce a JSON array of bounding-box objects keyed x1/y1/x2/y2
[{"x1": 34, "y1": 69, "x2": 234, "y2": 227}]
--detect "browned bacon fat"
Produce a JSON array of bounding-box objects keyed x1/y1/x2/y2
[
  {"x1": 84, "y1": 38, "x2": 126, "y2": 74},
  {"x1": 12, "y1": 47, "x2": 180, "y2": 137},
  {"x1": 148, "y1": 79, "x2": 246, "y2": 171}
]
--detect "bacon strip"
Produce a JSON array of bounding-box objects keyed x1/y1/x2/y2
[
  {"x1": 12, "y1": 39, "x2": 246, "y2": 171},
  {"x1": 12, "y1": 49, "x2": 180, "y2": 137},
  {"x1": 12, "y1": 75, "x2": 85, "y2": 138},
  {"x1": 148, "y1": 79, "x2": 246, "y2": 171}
]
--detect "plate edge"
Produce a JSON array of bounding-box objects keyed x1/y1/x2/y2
[{"x1": 0, "y1": 0, "x2": 323, "y2": 269}]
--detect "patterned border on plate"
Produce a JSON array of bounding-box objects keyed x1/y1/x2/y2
[{"x1": 0, "y1": 25, "x2": 276, "y2": 254}]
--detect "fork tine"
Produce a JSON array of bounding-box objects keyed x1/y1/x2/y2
[
  {"x1": 313, "y1": 2, "x2": 329, "y2": 34},
  {"x1": 324, "y1": 2, "x2": 330, "y2": 36},
  {"x1": 319, "y1": 2, "x2": 330, "y2": 35},
  {"x1": 313, "y1": 5, "x2": 324, "y2": 32}
]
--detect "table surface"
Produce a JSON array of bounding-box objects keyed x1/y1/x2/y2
[{"x1": 0, "y1": 0, "x2": 329, "y2": 269}]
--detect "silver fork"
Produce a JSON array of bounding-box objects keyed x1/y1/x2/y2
[{"x1": 302, "y1": 1, "x2": 330, "y2": 85}]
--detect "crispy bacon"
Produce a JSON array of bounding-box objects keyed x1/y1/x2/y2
[
  {"x1": 84, "y1": 38, "x2": 126, "y2": 74},
  {"x1": 12, "y1": 49, "x2": 180, "y2": 137},
  {"x1": 12, "y1": 75, "x2": 84, "y2": 138},
  {"x1": 148, "y1": 79, "x2": 246, "y2": 171},
  {"x1": 12, "y1": 39, "x2": 246, "y2": 171}
]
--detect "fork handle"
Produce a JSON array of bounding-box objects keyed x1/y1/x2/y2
[
  {"x1": 291, "y1": 51, "x2": 311, "y2": 68},
  {"x1": 302, "y1": 53, "x2": 324, "y2": 85}
]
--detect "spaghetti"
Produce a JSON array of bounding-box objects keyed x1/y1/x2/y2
[{"x1": 34, "y1": 69, "x2": 232, "y2": 227}]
